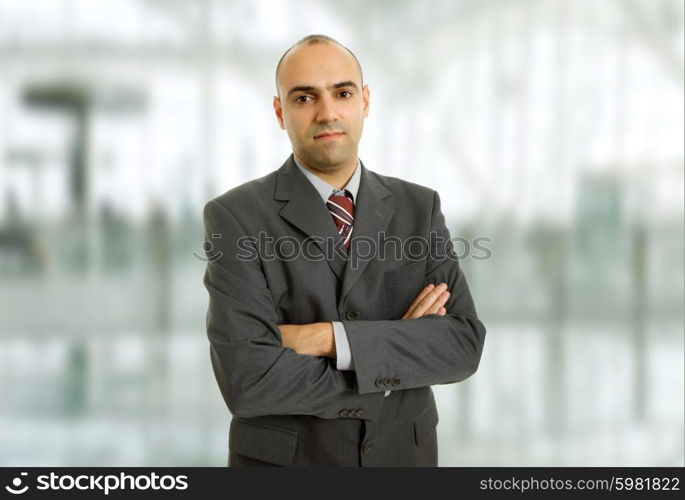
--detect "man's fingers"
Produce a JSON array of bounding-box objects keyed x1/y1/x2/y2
[
  {"x1": 401, "y1": 283, "x2": 434, "y2": 319},
  {"x1": 426, "y1": 291, "x2": 450, "y2": 315},
  {"x1": 411, "y1": 283, "x2": 435, "y2": 308},
  {"x1": 401, "y1": 282, "x2": 452, "y2": 319},
  {"x1": 411, "y1": 283, "x2": 448, "y2": 317}
]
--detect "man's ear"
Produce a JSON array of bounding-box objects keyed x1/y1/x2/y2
[
  {"x1": 273, "y1": 96, "x2": 286, "y2": 129},
  {"x1": 362, "y1": 85, "x2": 370, "y2": 119}
]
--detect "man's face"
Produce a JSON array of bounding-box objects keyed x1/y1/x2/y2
[{"x1": 274, "y1": 42, "x2": 369, "y2": 172}]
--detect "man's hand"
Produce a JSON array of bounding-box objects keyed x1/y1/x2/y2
[
  {"x1": 278, "y1": 322, "x2": 336, "y2": 358},
  {"x1": 401, "y1": 282, "x2": 450, "y2": 319}
]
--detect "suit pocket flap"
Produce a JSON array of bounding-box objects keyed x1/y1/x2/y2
[
  {"x1": 229, "y1": 418, "x2": 298, "y2": 465},
  {"x1": 413, "y1": 404, "x2": 439, "y2": 445},
  {"x1": 385, "y1": 260, "x2": 426, "y2": 287}
]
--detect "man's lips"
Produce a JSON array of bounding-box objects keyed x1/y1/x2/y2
[{"x1": 314, "y1": 132, "x2": 344, "y2": 140}]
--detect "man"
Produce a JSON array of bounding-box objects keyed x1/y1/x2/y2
[{"x1": 203, "y1": 34, "x2": 486, "y2": 467}]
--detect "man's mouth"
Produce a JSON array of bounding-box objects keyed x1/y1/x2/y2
[{"x1": 314, "y1": 131, "x2": 344, "y2": 141}]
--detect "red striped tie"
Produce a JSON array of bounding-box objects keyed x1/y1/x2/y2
[{"x1": 326, "y1": 191, "x2": 355, "y2": 250}]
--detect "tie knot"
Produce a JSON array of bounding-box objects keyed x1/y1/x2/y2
[{"x1": 326, "y1": 191, "x2": 355, "y2": 225}]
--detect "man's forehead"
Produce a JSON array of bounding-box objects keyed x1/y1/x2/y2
[{"x1": 277, "y1": 42, "x2": 362, "y2": 91}]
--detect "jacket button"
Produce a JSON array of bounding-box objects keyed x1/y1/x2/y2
[
  {"x1": 361, "y1": 440, "x2": 373, "y2": 454},
  {"x1": 383, "y1": 377, "x2": 392, "y2": 386},
  {"x1": 339, "y1": 409, "x2": 349, "y2": 417},
  {"x1": 345, "y1": 310, "x2": 360, "y2": 321},
  {"x1": 391, "y1": 377, "x2": 400, "y2": 386},
  {"x1": 375, "y1": 377, "x2": 385, "y2": 387}
]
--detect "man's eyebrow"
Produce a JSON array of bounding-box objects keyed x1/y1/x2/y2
[
  {"x1": 332, "y1": 81, "x2": 359, "y2": 91},
  {"x1": 286, "y1": 86, "x2": 316, "y2": 98},
  {"x1": 286, "y1": 81, "x2": 359, "y2": 98}
]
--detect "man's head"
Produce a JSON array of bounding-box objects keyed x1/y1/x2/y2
[{"x1": 273, "y1": 35, "x2": 369, "y2": 173}]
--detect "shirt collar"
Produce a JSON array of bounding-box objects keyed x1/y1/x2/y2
[{"x1": 294, "y1": 156, "x2": 361, "y2": 203}]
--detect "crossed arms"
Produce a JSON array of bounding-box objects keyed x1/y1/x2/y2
[
  {"x1": 203, "y1": 191, "x2": 486, "y2": 419},
  {"x1": 277, "y1": 282, "x2": 453, "y2": 358}
]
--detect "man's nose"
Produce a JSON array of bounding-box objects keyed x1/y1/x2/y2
[{"x1": 315, "y1": 95, "x2": 338, "y2": 123}]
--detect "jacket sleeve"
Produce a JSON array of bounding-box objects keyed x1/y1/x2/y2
[
  {"x1": 342, "y1": 191, "x2": 487, "y2": 394},
  {"x1": 203, "y1": 199, "x2": 384, "y2": 419}
]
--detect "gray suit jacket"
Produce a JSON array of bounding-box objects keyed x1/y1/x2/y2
[{"x1": 203, "y1": 155, "x2": 486, "y2": 466}]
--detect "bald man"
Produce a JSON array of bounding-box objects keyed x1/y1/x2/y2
[{"x1": 203, "y1": 34, "x2": 486, "y2": 467}]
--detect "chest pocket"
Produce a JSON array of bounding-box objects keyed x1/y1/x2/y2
[{"x1": 382, "y1": 260, "x2": 428, "y2": 319}]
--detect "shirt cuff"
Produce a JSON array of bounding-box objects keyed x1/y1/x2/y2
[{"x1": 332, "y1": 321, "x2": 354, "y2": 371}]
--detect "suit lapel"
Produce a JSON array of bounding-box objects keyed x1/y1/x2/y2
[
  {"x1": 340, "y1": 162, "x2": 394, "y2": 302},
  {"x1": 274, "y1": 155, "x2": 395, "y2": 298},
  {"x1": 274, "y1": 155, "x2": 347, "y2": 281}
]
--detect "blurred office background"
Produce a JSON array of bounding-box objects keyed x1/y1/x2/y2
[{"x1": 0, "y1": 0, "x2": 682, "y2": 466}]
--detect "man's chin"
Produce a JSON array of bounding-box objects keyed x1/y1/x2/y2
[{"x1": 302, "y1": 150, "x2": 352, "y2": 171}]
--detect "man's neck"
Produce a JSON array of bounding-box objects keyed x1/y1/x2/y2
[{"x1": 294, "y1": 153, "x2": 358, "y2": 190}]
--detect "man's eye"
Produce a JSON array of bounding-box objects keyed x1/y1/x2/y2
[
  {"x1": 296, "y1": 95, "x2": 312, "y2": 103},
  {"x1": 339, "y1": 90, "x2": 352, "y2": 98}
]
